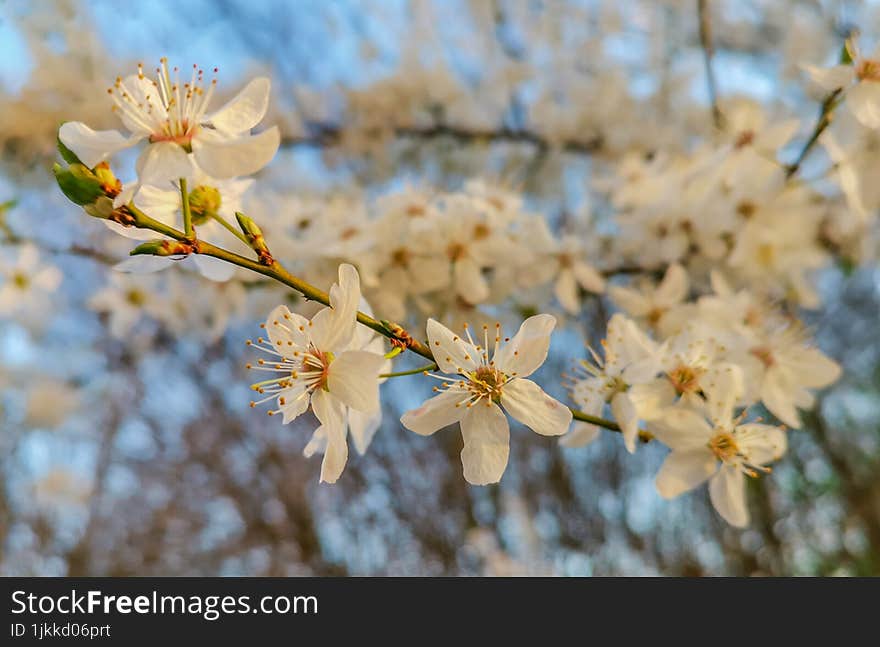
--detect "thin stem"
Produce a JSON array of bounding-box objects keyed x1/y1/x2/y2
[
  {"x1": 211, "y1": 212, "x2": 252, "y2": 247},
  {"x1": 180, "y1": 178, "x2": 193, "y2": 238},
  {"x1": 380, "y1": 363, "x2": 439, "y2": 378},
  {"x1": 697, "y1": 0, "x2": 722, "y2": 129},
  {"x1": 124, "y1": 204, "x2": 628, "y2": 436},
  {"x1": 786, "y1": 88, "x2": 842, "y2": 179}
]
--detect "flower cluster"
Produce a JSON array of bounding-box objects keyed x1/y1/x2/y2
[
  {"x1": 45, "y1": 53, "x2": 857, "y2": 532},
  {"x1": 562, "y1": 268, "x2": 840, "y2": 526}
]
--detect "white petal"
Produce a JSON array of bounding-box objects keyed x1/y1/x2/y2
[
  {"x1": 460, "y1": 402, "x2": 510, "y2": 485},
  {"x1": 493, "y1": 313, "x2": 556, "y2": 378},
  {"x1": 193, "y1": 254, "x2": 237, "y2": 282},
  {"x1": 703, "y1": 363, "x2": 744, "y2": 426},
  {"x1": 737, "y1": 424, "x2": 787, "y2": 465},
  {"x1": 610, "y1": 391, "x2": 639, "y2": 453},
  {"x1": 280, "y1": 385, "x2": 311, "y2": 424},
  {"x1": 647, "y1": 407, "x2": 714, "y2": 449},
  {"x1": 655, "y1": 263, "x2": 688, "y2": 306},
  {"x1": 848, "y1": 81, "x2": 880, "y2": 129},
  {"x1": 265, "y1": 305, "x2": 310, "y2": 350},
  {"x1": 400, "y1": 389, "x2": 466, "y2": 436},
  {"x1": 136, "y1": 143, "x2": 193, "y2": 185},
  {"x1": 113, "y1": 256, "x2": 172, "y2": 274},
  {"x1": 802, "y1": 63, "x2": 853, "y2": 92},
  {"x1": 627, "y1": 379, "x2": 676, "y2": 419},
  {"x1": 573, "y1": 261, "x2": 606, "y2": 293},
  {"x1": 761, "y1": 370, "x2": 801, "y2": 428},
  {"x1": 500, "y1": 378, "x2": 572, "y2": 437},
  {"x1": 709, "y1": 466, "x2": 749, "y2": 527},
  {"x1": 192, "y1": 126, "x2": 280, "y2": 179},
  {"x1": 311, "y1": 389, "x2": 348, "y2": 484},
  {"x1": 453, "y1": 257, "x2": 489, "y2": 304},
  {"x1": 608, "y1": 285, "x2": 650, "y2": 317},
  {"x1": 559, "y1": 421, "x2": 601, "y2": 448},
  {"x1": 204, "y1": 77, "x2": 271, "y2": 135},
  {"x1": 348, "y1": 407, "x2": 381, "y2": 455},
  {"x1": 58, "y1": 122, "x2": 140, "y2": 168},
  {"x1": 554, "y1": 269, "x2": 580, "y2": 314},
  {"x1": 655, "y1": 448, "x2": 717, "y2": 499},
  {"x1": 426, "y1": 318, "x2": 480, "y2": 374},
  {"x1": 102, "y1": 219, "x2": 156, "y2": 241},
  {"x1": 313, "y1": 263, "x2": 361, "y2": 350},
  {"x1": 327, "y1": 350, "x2": 385, "y2": 412}
]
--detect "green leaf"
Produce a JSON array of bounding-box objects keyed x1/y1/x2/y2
[{"x1": 53, "y1": 163, "x2": 104, "y2": 206}]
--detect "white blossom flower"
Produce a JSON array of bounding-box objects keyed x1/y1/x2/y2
[
  {"x1": 0, "y1": 243, "x2": 62, "y2": 316},
  {"x1": 561, "y1": 314, "x2": 659, "y2": 452},
  {"x1": 651, "y1": 404, "x2": 787, "y2": 527},
  {"x1": 246, "y1": 264, "x2": 386, "y2": 483},
  {"x1": 401, "y1": 315, "x2": 572, "y2": 485},
  {"x1": 608, "y1": 263, "x2": 689, "y2": 334},
  {"x1": 804, "y1": 43, "x2": 880, "y2": 129},
  {"x1": 59, "y1": 59, "x2": 280, "y2": 184}
]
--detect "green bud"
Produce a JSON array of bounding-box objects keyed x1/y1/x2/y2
[
  {"x1": 84, "y1": 195, "x2": 115, "y2": 219},
  {"x1": 54, "y1": 162, "x2": 104, "y2": 206},
  {"x1": 130, "y1": 239, "x2": 196, "y2": 257},
  {"x1": 188, "y1": 185, "x2": 222, "y2": 225},
  {"x1": 235, "y1": 211, "x2": 274, "y2": 264}
]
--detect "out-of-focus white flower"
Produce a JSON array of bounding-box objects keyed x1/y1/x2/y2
[
  {"x1": 650, "y1": 404, "x2": 787, "y2": 528},
  {"x1": 561, "y1": 314, "x2": 658, "y2": 452},
  {"x1": 0, "y1": 243, "x2": 62, "y2": 316},
  {"x1": 401, "y1": 314, "x2": 572, "y2": 485},
  {"x1": 59, "y1": 59, "x2": 279, "y2": 183},
  {"x1": 608, "y1": 263, "x2": 688, "y2": 334},
  {"x1": 247, "y1": 264, "x2": 386, "y2": 483},
  {"x1": 803, "y1": 43, "x2": 880, "y2": 129},
  {"x1": 518, "y1": 217, "x2": 605, "y2": 315},
  {"x1": 87, "y1": 272, "x2": 169, "y2": 338}
]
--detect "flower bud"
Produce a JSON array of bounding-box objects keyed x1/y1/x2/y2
[
  {"x1": 130, "y1": 239, "x2": 196, "y2": 257},
  {"x1": 53, "y1": 163, "x2": 104, "y2": 206},
  {"x1": 235, "y1": 211, "x2": 274, "y2": 265},
  {"x1": 188, "y1": 185, "x2": 222, "y2": 225}
]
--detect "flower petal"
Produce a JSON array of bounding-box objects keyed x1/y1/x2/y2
[
  {"x1": 460, "y1": 402, "x2": 510, "y2": 485},
  {"x1": 493, "y1": 313, "x2": 556, "y2": 378},
  {"x1": 554, "y1": 270, "x2": 580, "y2": 314},
  {"x1": 426, "y1": 318, "x2": 480, "y2": 374},
  {"x1": 327, "y1": 350, "x2": 385, "y2": 412},
  {"x1": 193, "y1": 254, "x2": 237, "y2": 282},
  {"x1": 112, "y1": 256, "x2": 172, "y2": 274},
  {"x1": 761, "y1": 369, "x2": 801, "y2": 428},
  {"x1": 348, "y1": 407, "x2": 381, "y2": 455},
  {"x1": 309, "y1": 263, "x2": 361, "y2": 351},
  {"x1": 453, "y1": 257, "x2": 489, "y2": 304},
  {"x1": 400, "y1": 389, "x2": 466, "y2": 436},
  {"x1": 647, "y1": 406, "x2": 714, "y2": 449},
  {"x1": 204, "y1": 77, "x2": 271, "y2": 135},
  {"x1": 709, "y1": 465, "x2": 749, "y2": 527},
  {"x1": 847, "y1": 81, "x2": 880, "y2": 129},
  {"x1": 311, "y1": 389, "x2": 348, "y2": 484},
  {"x1": 192, "y1": 126, "x2": 280, "y2": 179},
  {"x1": 655, "y1": 448, "x2": 717, "y2": 499},
  {"x1": 501, "y1": 378, "x2": 572, "y2": 437},
  {"x1": 136, "y1": 142, "x2": 193, "y2": 185},
  {"x1": 655, "y1": 263, "x2": 688, "y2": 306},
  {"x1": 573, "y1": 261, "x2": 606, "y2": 293},
  {"x1": 559, "y1": 421, "x2": 601, "y2": 448},
  {"x1": 58, "y1": 122, "x2": 140, "y2": 168},
  {"x1": 610, "y1": 391, "x2": 639, "y2": 453},
  {"x1": 265, "y1": 304, "x2": 311, "y2": 350}
]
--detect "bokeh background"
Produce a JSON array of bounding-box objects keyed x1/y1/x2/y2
[{"x1": 1, "y1": 0, "x2": 879, "y2": 575}]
